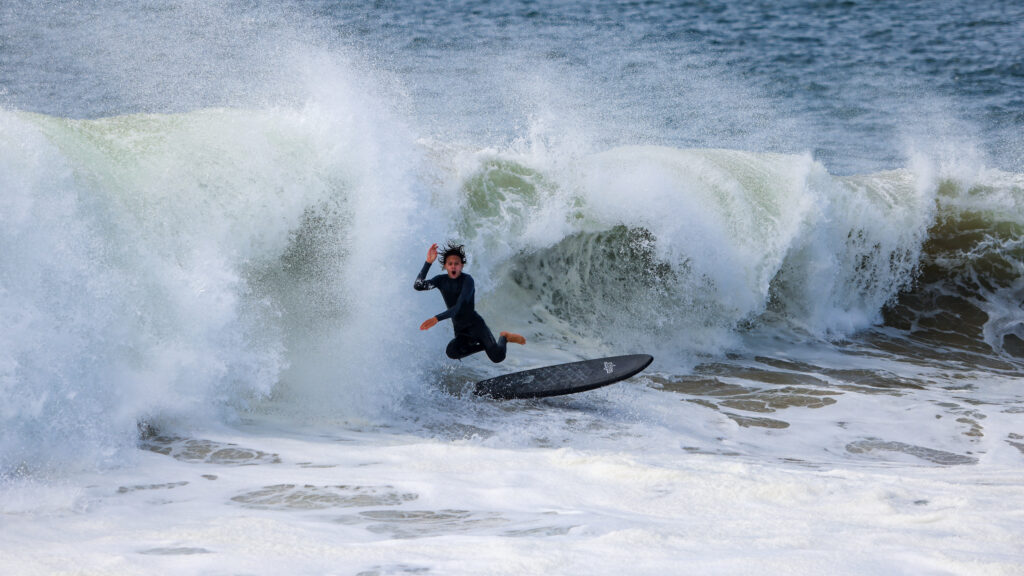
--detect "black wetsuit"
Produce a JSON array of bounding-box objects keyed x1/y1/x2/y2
[{"x1": 414, "y1": 261, "x2": 508, "y2": 363}]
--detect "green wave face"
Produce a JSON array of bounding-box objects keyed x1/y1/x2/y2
[{"x1": 885, "y1": 177, "x2": 1024, "y2": 357}]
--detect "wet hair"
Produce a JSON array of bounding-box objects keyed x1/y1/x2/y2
[{"x1": 440, "y1": 241, "x2": 467, "y2": 266}]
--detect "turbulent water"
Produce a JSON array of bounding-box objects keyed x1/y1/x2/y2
[{"x1": 2, "y1": 1, "x2": 1023, "y2": 574}]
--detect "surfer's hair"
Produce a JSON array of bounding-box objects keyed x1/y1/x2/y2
[{"x1": 440, "y1": 241, "x2": 467, "y2": 265}]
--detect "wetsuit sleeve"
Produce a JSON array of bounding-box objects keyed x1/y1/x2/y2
[
  {"x1": 413, "y1": 261, "x2": 435, "y2": 291},
  {"x1": 435, "y1": 274, "x2": 474, "y2": 322}
]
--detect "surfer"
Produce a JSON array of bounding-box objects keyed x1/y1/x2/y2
[{"x1": 415, "y1": 242, "x2": 526, "y2": 363}]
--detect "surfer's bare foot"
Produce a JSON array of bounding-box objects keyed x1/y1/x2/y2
[{"x1": 501, "y1": 331, "x2": 526, "y2": 345}]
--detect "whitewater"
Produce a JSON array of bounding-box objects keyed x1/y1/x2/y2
[{"x1": 2, "y1": 1, "x2": 1023, "y2": 574}]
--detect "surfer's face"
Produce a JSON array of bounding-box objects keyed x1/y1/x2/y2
[{"x1": 444, "y1": 255, "x2": 463, "y2": 279}]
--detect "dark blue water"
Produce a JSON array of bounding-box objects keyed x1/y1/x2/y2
[{"x1": 2, "y1": 0, "x2": 1022, "y2": 174}]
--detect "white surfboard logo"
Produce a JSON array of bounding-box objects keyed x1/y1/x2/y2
[{"x1": 604, "y1": 362, "x2": 615, "y2": 374}]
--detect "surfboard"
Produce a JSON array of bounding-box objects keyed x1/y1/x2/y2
[{"x1": 473, "y1": 354, "x2": 653, "y2": 399}]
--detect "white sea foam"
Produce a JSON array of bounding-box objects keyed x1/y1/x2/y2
[{"x1": 1, "y1": 408, "x2": 1021, "y2": 575}]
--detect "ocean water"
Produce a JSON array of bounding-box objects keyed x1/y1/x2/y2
[{"x1": 2, "y1": 1, "x2": 1023, "y2": 574}]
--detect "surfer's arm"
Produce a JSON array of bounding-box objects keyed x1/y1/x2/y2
[{"x1": 413, "y1": 260, "x2": 435, "y2": 291}]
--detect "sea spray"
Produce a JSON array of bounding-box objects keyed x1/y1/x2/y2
[
  {"x1": 0, "y1": 95, "x2": 427, "y2": 474},
  {"x1": 1, "y1": 109, "x2": 143, "y2": 474}
]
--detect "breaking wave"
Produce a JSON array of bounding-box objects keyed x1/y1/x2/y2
[{"x1": 2, "y1": 105, "x2": 1021, "y2": 476}]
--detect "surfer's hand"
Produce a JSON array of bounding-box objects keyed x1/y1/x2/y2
[
  {"x1": 426, "y1": 243, "x2": 438, "y2": 263},
  {"x1": 420, "y1": 317, "x2": 438, "y2": 331}
]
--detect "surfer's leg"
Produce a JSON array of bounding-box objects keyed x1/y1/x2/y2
[
  {"x1": 473, "y1": 322, "x2": 508, "y2": 363},
  {"x1": 446, "y1": 334, "x2": 485, "y2": 360}
]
